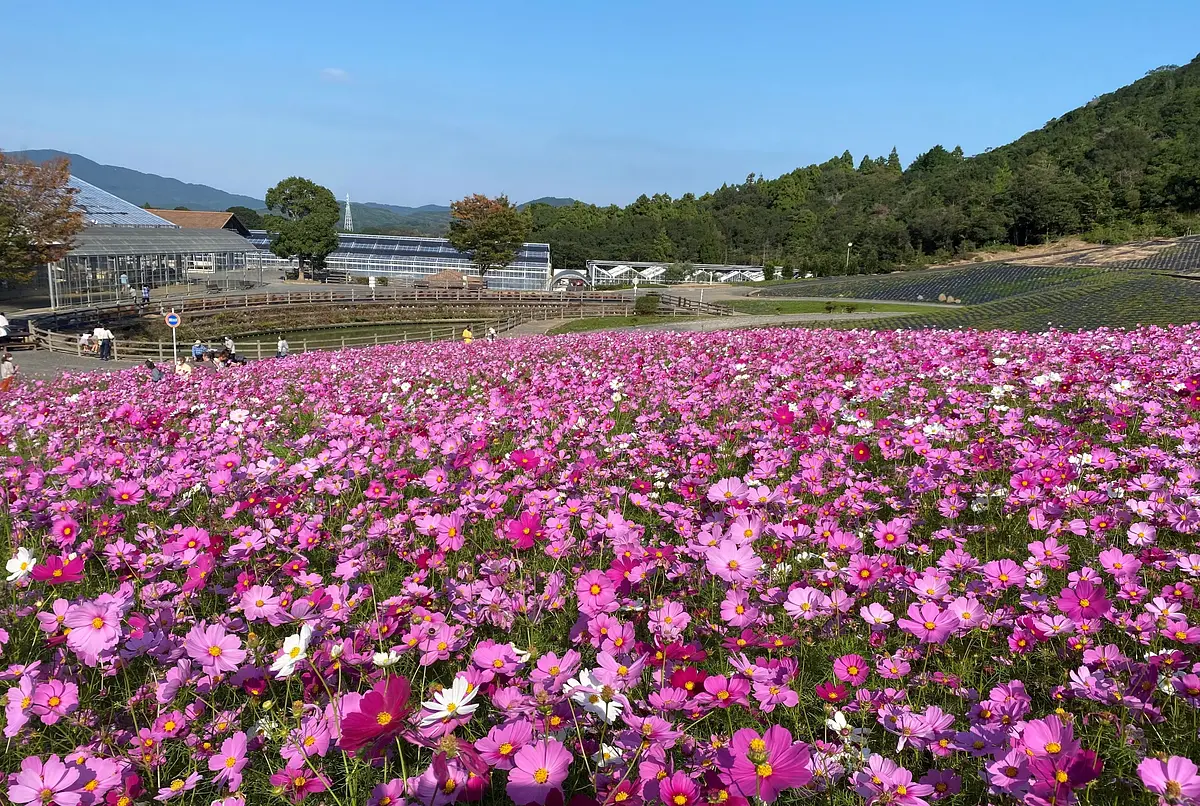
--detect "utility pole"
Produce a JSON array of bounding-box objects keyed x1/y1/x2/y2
[{"x1": 845, "y1": 242, "x2": 853, "y2": 274}]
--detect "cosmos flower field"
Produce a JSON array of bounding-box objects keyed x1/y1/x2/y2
[{"x1": 3, "y1": 325, "x2": 1200, "y2": 806}]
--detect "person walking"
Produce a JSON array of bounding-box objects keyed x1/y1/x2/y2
[
  {"x1": 461, "y1": 326, "x2": 473, "y2": 345},
  {"x1": 276, "y1": 334, "x2": 290, "y2": 358},
  {"x1": 223, "y1": 335, "x2": 236, "y2": 360},
  {"x1": 142, "y1": 285, "x2": 151, "y2": 305},
  {"x1": 486, "y1": 326, "x2": 497, "y2": 343},
  {"x1": 0, "y1": 311, "x2": 9, "y2": 345},
  {"x1": 0, "y1": 353, "x2": 16, "y2": 392}
]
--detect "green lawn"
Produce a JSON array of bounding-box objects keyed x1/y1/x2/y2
[
  {"x1": 548, "y1": 315, "x2": 701, "y2": 335},
  {"x1": 724, "y1": 299, "x2": 930, "y2": 315}
]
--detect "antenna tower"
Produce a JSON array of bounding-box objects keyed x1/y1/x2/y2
[{"x1": 344, "y1": 193, "x2": 354, "y2": 232}]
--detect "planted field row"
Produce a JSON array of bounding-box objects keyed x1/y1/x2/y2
[
  {"x1": 829, "y1": 271, "x2": 1200, "y2": 331},
  {"x1": 771, "y1": 263, "x2": 1103, "y2": 304}
]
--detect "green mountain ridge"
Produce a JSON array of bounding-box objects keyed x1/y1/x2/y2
[{"x1": 527, "y1": 55, "x2": 1200, "y2": 274}]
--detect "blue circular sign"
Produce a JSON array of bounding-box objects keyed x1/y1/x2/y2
[{"x1": 164, "y1": 313, "x2": 181, "y2": 328}]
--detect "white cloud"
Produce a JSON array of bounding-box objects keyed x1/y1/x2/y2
[{"x1": 320, "y1": 67, "x2": 350, "y2": 83}]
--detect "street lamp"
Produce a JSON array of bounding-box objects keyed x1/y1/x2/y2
[{"x1": 845, "y1": 242, "x2": 853, "y2": 273}]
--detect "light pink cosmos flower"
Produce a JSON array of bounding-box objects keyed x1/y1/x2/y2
[
  {"x1": 184, "y1": 624, "x2": 246, "y2": 676},
  {"x1": 705, "y1": 539, "x2": 762, "y2": 584},
  {"x1": 7, "y1": 754, "x2": 85, "y2": 806},
  {"x1": 62, "y1": 601, "x2": 121, "y2": 665}
]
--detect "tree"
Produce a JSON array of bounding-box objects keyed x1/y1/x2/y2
[
  {"x1": 263, "y1": 177, "x2": 339, "y2": 281},
  {"x1": 0, "y1": 153, "x2": 84, "y2": 282},
  {"x1": 447, "y1": 194, "x2": 530, "y2": 281},
  {"x1": 226, "y1": 206, "x2": 264, "y2": 229},
  {"x1": 173, "y1": 206, "x2": 190, "y2": 211}
]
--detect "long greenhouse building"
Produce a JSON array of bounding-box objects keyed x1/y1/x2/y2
[{"x1": 247, "y1": 232, "x2": 553, "y2": 291}]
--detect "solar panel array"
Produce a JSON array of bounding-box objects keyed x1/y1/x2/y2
[{"x1": 69, "y1": 177, "x2": 179, "y2": 228}]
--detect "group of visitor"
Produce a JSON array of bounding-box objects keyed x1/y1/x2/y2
[
  {"x1": 79, "y1": 325, "x2": 116, "y2": 360},
  {"x1": 190, "y1": 336, "x2": 246, "y2": 369},
  {"x1": 461, "y1": 326, "x2": 498, "y2": 344}
]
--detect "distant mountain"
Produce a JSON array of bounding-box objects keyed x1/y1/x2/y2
[
  {"x1": 520, "y1": 197, "x2": 577, "y2": 209},
  {"x1": 6, "y1": 148, "x2": 582, "y2": 238},
  {"x1": 6, "y1": 150, "x2": 265, "y2": 211}
]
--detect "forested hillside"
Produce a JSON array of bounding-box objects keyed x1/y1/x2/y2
[{"x1": 529, "y1": 55, "x2": 1200, "y2": 275}]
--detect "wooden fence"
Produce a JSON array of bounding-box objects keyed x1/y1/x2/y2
[{"x1": 25, "y1": 289, "x2": 733, "y2": 361}]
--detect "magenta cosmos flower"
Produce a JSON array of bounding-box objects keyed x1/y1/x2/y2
[
  {"x1": 1138, "y1": 756, "x2": 1200, "y2": 804},
  {"x1": 1056, "y1": 580, "x2": 1111, "y2": 621},
  {"x1": 184, "y1": 623, "x2": 246, "y2": 676},
  {"x1": 208, "y1": 731, "x2": 249, "y2": 791},
  {"x1": 719, "y1": 725, "x2": 813, "y2": 803},
  {"x1": 507, "y1": 738, "x2": 572, "y2": 806},
  {"x1": 339, "y1": 675, "x2": 413, "y2": 754},
  {"x1": 7, "y1": 754, "x2": 84, "y2": 806}
]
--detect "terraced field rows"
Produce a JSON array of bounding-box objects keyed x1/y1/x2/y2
[
  {"x1": 771, "y1": 263, "x2": 1103, "y2": 303},
  {"x1": 830, "y1": 271, "x2": 1200, "y2": 331}
]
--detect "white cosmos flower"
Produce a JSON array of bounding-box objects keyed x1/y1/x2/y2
[
  {"x1": 270, "y1": 624, "x2": 314, "y2": 679},
  {"x1": 592, "y1": 744, "x2": 623, "y2": 767},
  {"x1": 566, "y1": 669, "x2": 624, "y2": 724},
  {"x1": 420, "y1": 676, "x2": 479, "y2": 725},
  {"x1": 372, "y1": 650, "x2": 402, "y2": 668},
  {"x1": 825, "y1": 710, "x2": 869, "y2": 745},
  {"x1": 6, "y1": 547, "x2": 36, "y2": 582}
]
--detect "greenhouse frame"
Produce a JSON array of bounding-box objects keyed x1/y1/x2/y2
[{"x1": 246, "y1": 232, "x2": 554, "y2": 291}]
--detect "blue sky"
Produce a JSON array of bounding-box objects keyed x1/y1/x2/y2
[{"x1": 2, "y1": 1, "x2": 1198, "y2": 207}]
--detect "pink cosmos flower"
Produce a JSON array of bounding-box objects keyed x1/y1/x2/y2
[
  {"x1": 658, "y1": 771, "x2": 700, "y2": 806},
  {"x1": 184, "y1": 623, "x2": 246, "y2": 676},
  {"x1": 31, "y1": 680, "x2": 78, "y2": 725},
  {"x1": 476, "y1": 720, "x2": 533, "y2": 770},
  {"x1": 705, "y1": 540, "x2": 763, "y2": 584},
  {"x1": 507, "y1": 738, "x2": 572, "y2": 806},
  {"x1": 833, "y1": 654, "x2": 870, "y2": 686},
  {"x1": 574, "y1": 571, "x2": 616, "y2": 616},
  {"x1": 7, "y1": 754, "x2": 84, "y2": 806},
  {"x1": 1138, "y1": 756, "x2": 1200, "y2": 804},
  {"x1": 62, "y1": 601, "x2": 121, "y2": 665},
  {"x1": 719, "y1": 725, "x2": 813, "y2": 803},
  {"x1": 269, "y1": 765, "x2": 328, "y2": 802},
  {"x1": 208, "y1": 732, "x2": 248, "y2": 791},
  {"x1": 897, "y1": 602, "x2": 958, "y2": 644},
  {"x1": 108, "y1": 480, "x2": 144, "y2": 505}
]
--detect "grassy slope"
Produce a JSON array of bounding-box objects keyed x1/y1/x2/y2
[
  {"x1": 548, "y1": 315, "x2": 701, "y2": 335},
  {"x1": 726, "y1": 299, "x2": 929, "y2": 315}
]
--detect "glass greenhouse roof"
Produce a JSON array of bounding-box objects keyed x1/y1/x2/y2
[{"x1": 69, "y1": 176, "x2": 178, "y2": 228}]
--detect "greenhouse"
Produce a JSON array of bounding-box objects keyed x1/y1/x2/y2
[
  {"x1": 247, "y1": 232, "x2": 554, "y2": 291},
  {"x1": 40, "y1": 178, "x2": 259, "y2": 308}
]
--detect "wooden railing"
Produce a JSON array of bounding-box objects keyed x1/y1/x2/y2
[
  {"x1": 28, "y1": 287, "x2": 733, "y2": 329},
  {"x1": 25, "y1": 289, "x2": 734, "y2": 360}
]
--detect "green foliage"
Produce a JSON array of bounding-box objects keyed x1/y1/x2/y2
[
  {"x1": 633, "y1": 293, "x2": 661, "y2": 315},
  {"x1": 226, "y1": 206, "x2": 264, "y2": 229},
  {"x1": 528, "y1": 56, "x2": 1200, "y2": 274},
  {"x1": 263, "y1": 177, "x2": 340, "y2": 281},
  {"x1": 447, "y1": 194, "x2": 531, "y2": 279},
  {"x1": 763, "y1": 264, "x2": 776, "y2": 281}
]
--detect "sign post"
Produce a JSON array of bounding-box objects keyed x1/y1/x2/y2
[{"x1": 164, "y1": 311, "x2": 181, "y2": 362}]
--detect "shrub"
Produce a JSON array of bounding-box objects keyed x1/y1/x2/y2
[{"x1": 634, "y1": 293, "x2": 660, "y2": 315}]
